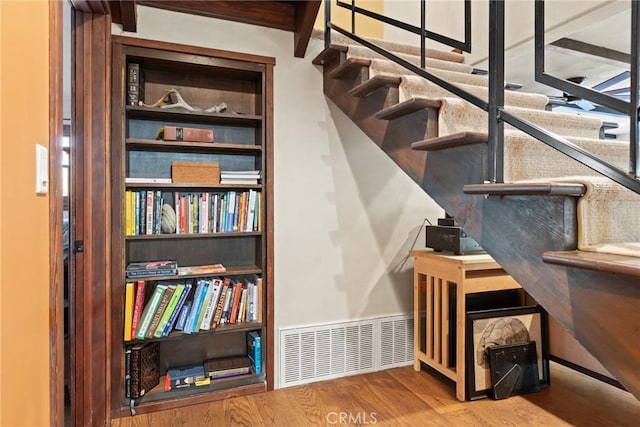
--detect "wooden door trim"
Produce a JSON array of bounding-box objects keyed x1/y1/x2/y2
[
  {"x1": 49, "y1": 1, "x2": 65, "y2": 426},
  {"x1": 71, "y1": 9, "x2": 112, "y2": 426}
]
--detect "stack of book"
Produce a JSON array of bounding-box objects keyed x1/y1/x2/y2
[
  {"x1": 204, "y1": 355, "x2": 250, "y2": 380},
  {"x1": 219, "y1": 170, "x2": 260, "y2": 185},
  {"x1": 164, "y1": 364, "x2": 209, "y2": 391}
]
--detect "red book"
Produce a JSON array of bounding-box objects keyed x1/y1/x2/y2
[
  {"x1": 180, "y1": 195, "x2": 187, "y2": 234},
  {"x1": 159, "y1": 126, "x2": 214, "y2": 143},
  {"x1": 130, "y1": 280, "x2": 146, "y2": 338},
  {"x1": 229, "y1": 282, "x2": 244, "y2": 324}
]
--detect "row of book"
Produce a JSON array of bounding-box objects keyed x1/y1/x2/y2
[
  {"x1": 125, "y1": 331, "x2": 261, "y2": 399},
  {"x1": 124, "y1": 190, "x2": 261, "y2": 236},
  {"x1": 124, "y1": 275, "x2": 263, "y2": 341}
]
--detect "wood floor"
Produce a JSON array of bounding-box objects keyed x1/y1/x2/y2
[{"x1": 112, "y1": 362, "x2": 640, "y2": 426}]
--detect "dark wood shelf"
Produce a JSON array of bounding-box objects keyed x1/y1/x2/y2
[
  {"x1": 126, "y1": 138, "x2": 262, "y2": 154},
  {"x1": 125, "y1": 232, "x2": 262, "y2": 241},
  {"x1": 123, "y1": 375, "x2": 266, "y2": 416},
  {"x1": 126, "y1": 105, "x2": 262, "y2": 126},
  {"x1": 125, "y1": 321, "x2": 264, "y2": 345},
  {"x1": 124, "y1": 264, "x2": 262, "y2": 281},
  {"x1": 125, "y1": 182, "x2": 262, "y2": 190}
]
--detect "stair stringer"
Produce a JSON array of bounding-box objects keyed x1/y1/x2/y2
[
  {"x1": 322, "y1": 61, "x2": 434, "y2": 186},
  {"x1": 319, "y1": 54, "x2": 640, "y2": 400},
  {"x1": 421, "y1": 140, "x2": 640, "y2": 401}
]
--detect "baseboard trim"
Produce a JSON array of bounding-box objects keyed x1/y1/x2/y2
[{"x1": 550, "y1": 355, "x2": 625, "y2": 391}]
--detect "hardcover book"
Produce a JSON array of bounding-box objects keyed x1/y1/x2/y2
[
  {"x1": 157, "y1": 126, "x2": 214, "y2": 143},
  {"x1": 127, "y1": 342, "x2": 160, "y2": 398},
  {"x1": 164, "y1": 364, "x2": 207, "y2": 391},
  {"x1": 127, "y1": 63, "x2": 145, "y2": 106},
  {"x1": 247, "y1": 331, "x2": 262, "y2": 375},
  {"x1": 204, "y1": 356, "x2": 250, "y2": 379}
]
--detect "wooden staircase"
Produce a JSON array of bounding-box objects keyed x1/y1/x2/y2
[{"x1": 313, "y1": 44, "x2": 640, "y2": 400}]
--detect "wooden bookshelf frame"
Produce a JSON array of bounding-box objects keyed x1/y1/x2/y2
[{"x1": 109, "y1": 36, "x2": 275, "y2": 418}]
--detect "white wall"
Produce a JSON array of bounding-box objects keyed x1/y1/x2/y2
[{"x1": 114, "y1": 6, "x2": 443, "y2": 387}]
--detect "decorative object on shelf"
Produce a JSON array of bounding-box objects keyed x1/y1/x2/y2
[
  {"x1": 139, "y1": 89, "x2": 228, "y2": 114},
  {"x1": 204, "y1": 102, "x2": 227, "y2": 113},
  {"x1": 465, "y1": 305, "x2": 549, "y2": 400},
  {"x1": 171, "y1": 161, "x2": 220, "y2": 185},
  {"x1": 160, "y1": 204, "x2": 177, "y2": 234},
  {"x1": 140, "y1": 89, "x2": 199, "y2": 112}
]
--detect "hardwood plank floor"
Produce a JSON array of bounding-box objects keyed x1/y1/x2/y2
[{"x1": 112, "y1": 362, "x2": 640, "y2": 426}]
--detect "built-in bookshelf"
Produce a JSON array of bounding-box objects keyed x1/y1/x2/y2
[{"x1": 110, "y1": 36, "x2": 274, "y2": 417}]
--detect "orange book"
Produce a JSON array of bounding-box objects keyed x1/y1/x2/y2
[
  {"x1": 124, "y1": 282, "x2": 135, "y2": 341},
  {"x1": 229, "y1": 281, "x2": 244, "y2": 324}
]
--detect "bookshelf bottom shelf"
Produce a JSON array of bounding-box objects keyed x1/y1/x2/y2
[{"x1": 119, "y1": 374, "x2": 266, "y2": 417}]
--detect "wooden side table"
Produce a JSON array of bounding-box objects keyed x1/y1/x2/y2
[{"x1": 411, "y1": 249, "x2": 522, "y2": 401}]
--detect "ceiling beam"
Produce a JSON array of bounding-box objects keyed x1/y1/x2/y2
[
  {"x1": 109, "y1": 1, "x2": 137, "y2": 32},
  {"x1": 70, "y1": 0, "x2": 110, "y2": 14},
  {"x1": 547, "y1": 37, "x2": 630, "y2": 67},
  {"x1": 139, "y1": 1, "x2": 296, "y2": 31},
  {"x1": 293, "y1": 1, "x2": 321, "y2": 58}
]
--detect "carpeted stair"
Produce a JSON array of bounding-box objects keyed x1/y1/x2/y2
[{"x1": 313, "y1": 33, "x2": 640, "y2": 400}]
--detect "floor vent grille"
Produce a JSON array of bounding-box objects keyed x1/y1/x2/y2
[{"x1": 279, "y1": 315, "x2": 412, "y2": 388}]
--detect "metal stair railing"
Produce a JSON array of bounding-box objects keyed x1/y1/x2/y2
[{"x1": 323, "y1": 0, "x2": 640, "y2": 195}]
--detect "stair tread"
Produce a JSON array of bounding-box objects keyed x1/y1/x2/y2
[
  {"x1": 463, "y1": 182, "x2": 586, "y2": 196},
  {"x1": 349, "y1": 75, "x2": 402, "y2": 97},
  {"x1": 376, "y1": 98, "x2": 441, "y2": 120},
  {"x1": 543, "y1": 250, "x2": 640, "y2": 277},
  {"x1": 312, "y1": 44, "x2": 348, "y2": 65},
  {"x1": 411, "y1": 131, "x2": 488, "y2": 151}
]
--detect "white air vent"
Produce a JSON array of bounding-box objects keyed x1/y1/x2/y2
[
  {"x1": 279, "y1": 315, "x2": 413, "y2": 388},
  {"x1": 378, "y1": 315, "x2": 414, "y2": 369}
]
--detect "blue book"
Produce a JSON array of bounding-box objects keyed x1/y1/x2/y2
[
  {"x1": 247, "y1": 331, "x2": 262, "y2": 375},
  {"x1": 184, "y1": 281, "x2": 207, "y2": 333},
  {"x1": 174, "y1": 303, "x2": 191, "y2": 331}
]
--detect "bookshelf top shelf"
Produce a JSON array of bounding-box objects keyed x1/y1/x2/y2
[
  {"x1": 126, "y1": 139, "x2": 262, "y2": 154},
  {"x1": 125, "y1": 183, "x2": 262, "y2": 190},
  {"x1": 126, "y1": 106, "x2": 262, "y2": 126}
]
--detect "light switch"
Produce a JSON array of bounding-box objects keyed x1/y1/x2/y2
[{"x1": 36, "y1": 144, "x2": 48, "y2": 195}]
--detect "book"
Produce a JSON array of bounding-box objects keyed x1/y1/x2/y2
[
  {"x1": 130, "y1": 280, "x2": 146, "y2": 338},
  {"x1": 162, "y1": 283, "x2": 192, "y2": 337},
  {"x1": 127, "y1": 342, "x2": 160, "y2": 398},
  {"x1": 211, "y1": 281, "x2": 229, "y2": 329},
  {"x1": 229, "y1": 281, "x2": 243, "y2": 324},
  {"x1": 145, "y1": 284, "x2": 176, "y2": 338},
  {"x1": 125, "y1": 177, "x2": 172, "y2": 184},
  {"x1": 126, "y1": 260, "x2": 178, "y2": 279},
  {"x1": 153, "y1": 283, "x2": 185, "y2": 338},
  {"x1": 157, "y1": 126, "x2": 214, "y2": 143},
  {"x1": 184, "y1": 281, "x2": 207, "y2": 333},
  {"x1": 247, "y1": 331, "x2": 262, "y2": 375},
  {"x1": 127, "y1": 63, "x2": 145, "y2": 106},
  {"x1": 200, "y1": 279, "x2": 222, "y2": 330},
  {"x1": 174, "y1": 302, "x2": 191, "y2": 331},
  {"x1": 135, "y1": 284, "x2": 167, "y2": 340},
  {"x1": 177, "y1": 264, "x2": 226, "y2": 276},
  {"x1": 164, "y1": 364, "x2": 207, "y2": 391},
  {"x1": 123, "y1": 282, "x2": 135, "y2": 341},
  {"x1": 203, "y1": 356, "x2": 250, "y2": 379}
]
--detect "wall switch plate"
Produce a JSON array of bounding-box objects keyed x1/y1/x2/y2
[{"x1": 36, "y1": 144, "x2": 48, "y2": 195}]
